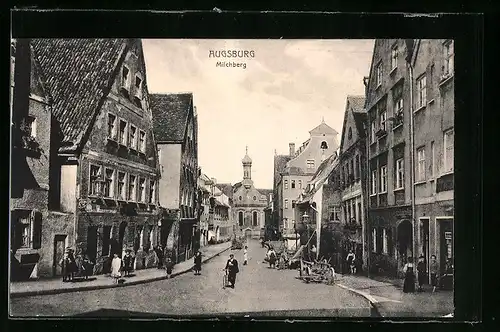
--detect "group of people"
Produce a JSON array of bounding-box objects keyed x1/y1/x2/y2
[
  {"x1": 402, "y1": 254, "x2": 441, "y2": 293},
  {"x1": 60, "y1": 247, "x2": 94, "y2": 282}
]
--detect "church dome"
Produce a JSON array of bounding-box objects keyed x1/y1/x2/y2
[{"x1": 242, "y1": 146, "x2": 252, "y2": 164}]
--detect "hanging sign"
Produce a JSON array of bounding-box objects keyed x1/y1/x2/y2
[{"x1": 444, "y1": 231, "x2": 452, "y2": 240}]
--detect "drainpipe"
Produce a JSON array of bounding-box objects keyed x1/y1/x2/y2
[
  {"x1": 363, "y1": 76, "x2": 371, "y2": 279},
  {"x1": 408, "y1": 54, "x2": 417, "y2": 263}
]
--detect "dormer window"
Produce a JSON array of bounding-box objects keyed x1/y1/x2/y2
[
  {"x1": 320, "y1": 141, "x2": 328, "y2": 149},
  {"x1": 134, "y1": 75, "x2": 143, "y2": 107},
  {"x1": 121, "y1": 66, "x2": 131, "y2": 96}
]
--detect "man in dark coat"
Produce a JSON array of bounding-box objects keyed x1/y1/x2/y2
[{"x1": 224, "y1": 253, "x2": 239, "y2": 288}]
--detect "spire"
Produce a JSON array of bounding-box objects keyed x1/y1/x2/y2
[
  {"x1": 246, "y1": 145, "x2": 248, "y2": 155},
  {"x1": 321, "y1": 116, "x2": 325, "y2": 123}
]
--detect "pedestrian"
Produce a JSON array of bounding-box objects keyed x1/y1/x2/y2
[
  {"x1": 346, "y1": 250, "x2": 356, "y2": 274},
  {"x1": 81, "y1": 252, "x2": 94, "y2": 280},
  {"x1": 260, "y1": 237, "x2": 265, "y2": 248},
  {"x1": 111, "y1": 253, "x2": 122, "y2": 284},
  {"x1": 243, "y1": 246, "x2": 248, "y2": 265},
  {"x1": 268, "y1": 248, "x2": 277, "y2": 269},
  {"x1": 430, "y1": 254, "x2": 439, "y2": 293},
  {"x1": 193, "y1": 251, "x2": 202, "y2": 275},
  {"x1": 165, "y1": 257, "x2": 174, "y2": 279},
  {"x1": 417, "y1": 255, "x2": 427, "y2": 292},
  {"x1": 60, "y1": 248, "x2": 72, "y2": 282},
  {"x1": 122, "y1": 249, "x2": 133, "y2": 277},
  {"x1": 224, "y1": 253, "x2": 239, "y2": 288},
  {"x1": 65, "y1": 248, "x2": 78, "y2": 282},
  {"x1": 402, "y1": 256, "x2": 416, "y2": 293},
  {"x1": 154, "y1": 245, "x2": 164, "y2": 269}
]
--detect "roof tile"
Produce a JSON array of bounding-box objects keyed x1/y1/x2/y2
[{"x1": 150, "y1": 93, "x2": 193, "y2": 142}]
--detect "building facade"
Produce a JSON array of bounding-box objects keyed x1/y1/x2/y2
[
  {"x1": 410, "y1": 39, "x2": 454, "y2": 279},
  {"x1": 365, "y1": 39, "x2": 414, "y2": 276},
  {"x1": 338, "y1": 96, "x2": 368, "y2": 271},
  {"x1": 10, "y1": 39, "x2": 58, "y2": 280},
  {"x1": 277, "y1": 120, "x2": 339, "y2": 236},
  {"x1": 233, "y1": 148, "x2": 271, "y2": 238},
  {"x1": 25, "y1": 39, "x2": 162, "y2": 276},
  {"x1": 150, "y1": 93, "x2": 199, "y2": 263}
]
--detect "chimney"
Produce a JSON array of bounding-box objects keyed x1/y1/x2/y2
[{"x1": 289, "y1": 143, "x2": 295, "y2": 157}]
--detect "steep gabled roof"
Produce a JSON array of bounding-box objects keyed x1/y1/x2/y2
[
  {"x1": 150, "y1": 93, "x2": 193, "y2": 143},
  {"x1": 256, "y1": 188, "x2": 273, "y2": 199},
  {"x1": 31, "y1": 38, "x2": 128, "y2": 150},
  {"x1": 273, "y1": 154, "x2": 291, "y2": 188},
  {"x1": 309, "y1": 120, "x2": 338, "y2": 136},
  {"x1": 340, "y1": 95, "x2": 368, "y2": 152},
  {"x1": 346, "y1": 95, "x2": 366, "y2": 113},
  {"x1": 300, "y1": 152, "x2": 339, "y2": 202}
]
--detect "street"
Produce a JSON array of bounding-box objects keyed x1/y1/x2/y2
[{"x1": 10, "y1": 240, "x2": 371, "y2": 317}]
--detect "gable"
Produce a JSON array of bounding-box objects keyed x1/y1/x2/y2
[
  {"x1": 150, "y1": 93, "x2": 193, "y2": 142},
  {"x1": 32, "y1": 39, "x2": 128, "y2": 152}
]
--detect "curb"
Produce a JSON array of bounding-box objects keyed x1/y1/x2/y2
[
  {"x1": 10, "y1": 245, "x2": 232, "y2": 299},
  {"x1": 335, "y1": 283, "x2": 382, "y2": 317}
]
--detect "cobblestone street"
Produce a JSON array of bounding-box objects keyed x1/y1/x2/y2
[{"x1": 10, "y1": 240, "x2": 371, "y2": 317}]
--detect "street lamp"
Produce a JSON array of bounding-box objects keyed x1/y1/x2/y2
[{"x1": 302, "y1": 212, "x2": 310, "y2": 260}]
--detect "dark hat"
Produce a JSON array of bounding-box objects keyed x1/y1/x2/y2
[{"x1": 125, "y1": 249, "x2": 131, "y2": 253}]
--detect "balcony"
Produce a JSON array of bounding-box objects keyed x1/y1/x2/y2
[{"x1": 436, "y1": 173, "x2": 454, "y2": 193}]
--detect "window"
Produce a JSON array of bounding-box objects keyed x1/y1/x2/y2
[
  {"x1": 430, "y1": 141, "x2": 435, "y2": 177},
  {"x1": 134, "y1": 76, "x2": 143, "y2": 99},
  {"x1": 395, "y1": 158, "x2": 404, "y2": 189},
  {"x1": 139, "y1": 130, "x2": 146, "y2": 153},
  {"x1": 291, "y1": 180, "x2": 296, "y2": 189},
  {"x1": 379, "y1": 110, "x2": 387, "y2": 132},
  {"x1": 372, "y1": 228, "x2": 377, "y2": 252},
  {"x1": 129, "y1": 125, "x2": 137, "y2": 149},
  {"x1": 107, "y1": 113, "x2": 117, "y2": 140},
  {"x1": 253, "y1": 211, "x2": 258, "y2": 226},
  {"x1": 380, "y1": 165, "x2": 387, "y2": 193},
  {"x1": 331, "y1": 207, "x2": 340, "y2": 221},
  {"x1": 118, "y1": 172, "x2": 126, "y2": 200},
  {"x1": 306, "y1": 159, "x2": 315, "y2": 169},
  {"x1": 375, "y1": 62, "x2": 382, "y2": 87},
  {"x1": 357, "y1": 202, "x2": 362, "y2": 223},
  {"x1": 16, "y1": 211, "x2": 32, "y2": 248},
  {"x1": 298, "y1": 180, "x2": 302, "y2": 189},
  {"x1": 139, "y1": 178, "x2": 146, "y2": 202},
  {"x1": 416, "y1": 147, "x2": 426, "y2": 181},
  {"x1": 352, "y1": 201, "x2": 356, "y2": 221},
  {"x1": 391, "y1": 46, "x2": 398, "y2": 70},
  {"x1": 121, "y1": 66, "x2": 130, "y2": 91},
  {"x1": 392, "y1": 82, "x2": 404, "y2": 126},
  {"x1": 370, "y1": 120, "x2": 376, "y2": 143},
  {"x1": 371, "y1": 170, "x2": 377, "y2": 195},
  {"x1": 148, "y1": 179, "x2": 156, "y2": 204},
  {"x1": 239, "y1": 196, "x2": 242, "y2": 201},
  {"x1": 285, "y1": 199, "x2": 289, "y2": 209},
  {"x1": 443, "y1": 40, "x2": 454, "y2": 76},
  {"x1": 89, "y1": 165, "x2": 102, "y2": 196},
  {"x1": 348, "y1": 127, "x2": 352, "y2": 140},
  {"x1": 284, "y1": 180, "x2": 288, "y2": 189},
  {"x1": 292, "y1": 200, "x2": 296, "y2": 209},
  {"x1": 104, "y1": 168, "x2": 115, "y2": 198},
  {"x1": 238, "y1": 211, "x2": 244, "y2": 226},
  {"x1": 128, "y1": 175, "x2": 136, "y2": 201},
  {"x1": 444, "y1": 129, "x2": 454, "y2": 173},
  {"x1": 253, "y1": 196, "x2": 256, "y2": 201},
  {"x1": 417, "y1": 75, "x2": 427, "y2": 109},
  {"x1": 320, "y1": 141, "x2": 328, "y2": 149},
  {"x1": 119, "y1": 119, "x2": 128, "y2": 145}
]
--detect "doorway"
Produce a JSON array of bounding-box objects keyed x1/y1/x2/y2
[
  {"x1": 53, "y1": 234, "x2": 67, "y2": 276},
  {"x1": 397, "y1": 220, "x2": 413, "y2": 266},
  {"x1": 87, "y1": 226, "x2": 98, "y2": 263},
  {"x1": 439, "y1": 218, "x2": 453, "y2": 275},
  {"x1": 420, "y1": 218, "x2": 430, "y2": 284}
]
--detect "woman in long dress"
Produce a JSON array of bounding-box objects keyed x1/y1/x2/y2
[
  {"x1": 402, "y1": 256, "x2": 416, "y2": 293},
  {"x1": 111, "y1": 253, "x2": 122, "y2": 284}
]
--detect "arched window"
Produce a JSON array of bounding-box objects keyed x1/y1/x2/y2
[
  {"x1": 253, "y1": 196, "x2": 256, "y2": 200},
  {"x1": 320, "y1": 141, "x2": 328, "y2": 149},
  {"x1": 253, "y1": 211, "x2": 258, "y2": 226},
  {"x1": 239, "y1": 196, "x2": 242, "y2": 201},
  {"x1": 239, "y1": 211, "x2": 244, "y2": 226},
  {"x1": 348, "y1": 127, "x2": 352, "y2": 140}
]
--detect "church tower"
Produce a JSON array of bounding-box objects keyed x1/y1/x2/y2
[{"x1": 242, "y1": 146, "x2": 253, "y2": 188}]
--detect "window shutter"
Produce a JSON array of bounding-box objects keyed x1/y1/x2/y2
[{"x1": 32, "y1": 210, "x2": 42, "y2": 249}]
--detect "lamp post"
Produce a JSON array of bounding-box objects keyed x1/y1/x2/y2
[{"x1": 303, "y1": 212, "x2": 310, "y2": 260}]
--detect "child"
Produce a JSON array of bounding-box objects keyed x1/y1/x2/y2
[
  {"x1": 243, "y1": 246, "x2": 248, "y2": 265},
  {"x1": 111, "y1": 253, "x2": 122, "y2": 284},
  {"x1": 165, "y1": 257, "x2": 174, "y2": 279},
  {"x1": 430, "y1": 254, "x2": 439, "y2": 293}
]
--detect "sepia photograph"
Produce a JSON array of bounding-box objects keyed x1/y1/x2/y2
[{"x1": 9, "y1": 37, "x2": 454, "y2": 318}]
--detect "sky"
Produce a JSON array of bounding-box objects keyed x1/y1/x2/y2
[{"x1": 143, "y1": 39, "x2": 374, "y2": 189}]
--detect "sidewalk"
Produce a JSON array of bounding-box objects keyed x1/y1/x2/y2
[
  {"x1": 335, "y1": 274, "x2": 454, "y2": 318},
  {"x1": 10, "y1": 242, "x2": 231, "y2": 298}
]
